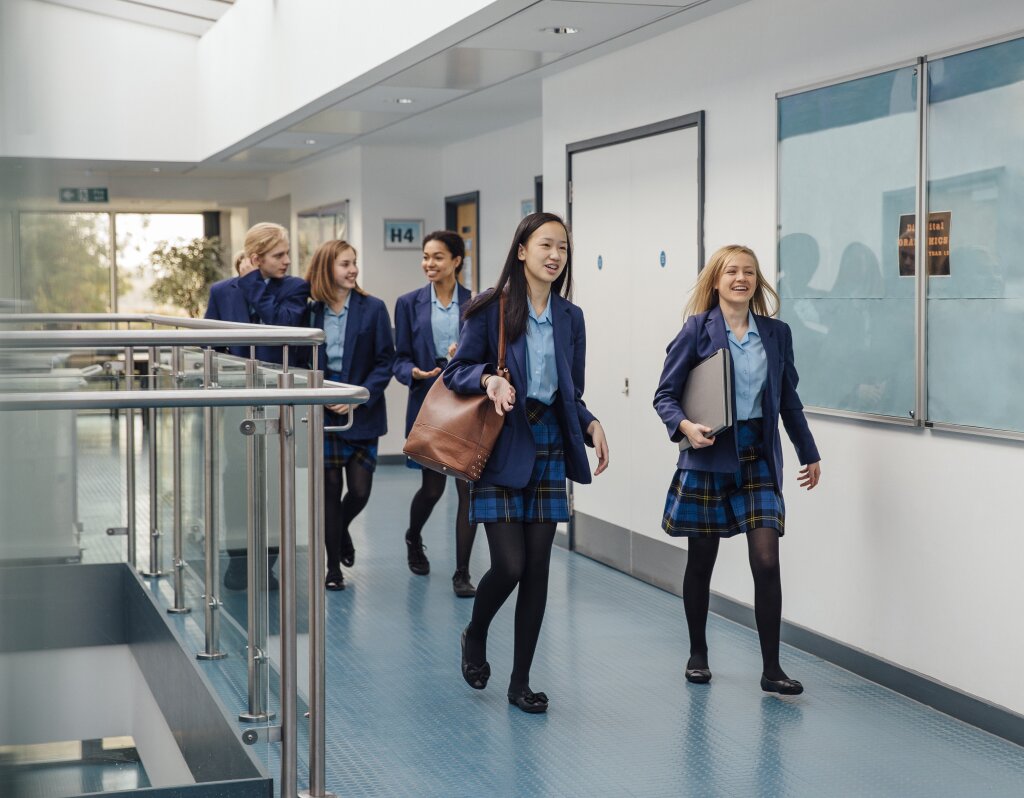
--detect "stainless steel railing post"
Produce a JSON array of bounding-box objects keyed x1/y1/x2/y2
[
  {"x1": 142, "y1": 345, "x2": 166, "y2": 577},
  {"x1": 240, "y1": 358, "x2": 273, "y2": 722},
  {"x1": 168, "y1": 346, "x2": 190, "y2": 614},
  {"x1": 304, "y1": 369, "x2": 330, "y2": 798},
  {"x1": 278, "y1": 371, "x2": 298, "y2": 798},
  {"x1": 125, "y1": 346, "x2": 137, "y2": 570},
  {"x1": 197, "y1": 348, "x2": 226, "y2": 661}
]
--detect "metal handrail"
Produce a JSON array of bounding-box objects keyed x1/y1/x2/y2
[
  {"x1": 0, "y1": 384, "x2": 366, "y2": 411},
  {"x1": 0, "y1": 312, "x2": 295, "y2": 330},
  {"x1": 0, "y1": 329, "x2": 325, "y2": 348}
]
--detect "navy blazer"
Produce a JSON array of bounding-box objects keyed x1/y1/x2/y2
[
  {"x1": 443, "y1": 291, "x2": 598, "y2": 488},
  {"x1": 305, "y1": 292, "x2": 395, "y2": 440},
  {"x1": 653, "y1": 305, "x2": 820, "y2": 491},
  {"x1": 393, "y1": 282, "x2": 473, "y2": 436},
  {"x1": 204, "y1": 270, "x2": 310, "y2": 364}
]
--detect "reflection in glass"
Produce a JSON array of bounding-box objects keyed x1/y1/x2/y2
[
  {"x1": 926, "y1": 36, "x2": 1024, "y2": 433},
  {"x1": 778, "y1": 66, "x2": 918, "y2": 418}
]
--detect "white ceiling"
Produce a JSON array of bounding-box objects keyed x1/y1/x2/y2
[
  {"x1": 10, "y1": 0, "x2": 745, "y2": 189},
  {"x1": 39, "y1": 0, "x2": 234, "y2": 37},
  {"x1": 192, "y1": 0, "x2": 742, "y2": 173}
]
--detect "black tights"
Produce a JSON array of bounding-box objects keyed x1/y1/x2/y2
[
  {"x1": 463, "y1": 522, "x2": 556, "y2": 693},
  {"x1": 407, "y1": 470, "x2": 477, "y2": 571},
  {"x1": 683, "y1": 528, "x2": 787, "y2": 680},
  {"x1": 324, "y1": 464, "x2": 373, "y2": 573}
]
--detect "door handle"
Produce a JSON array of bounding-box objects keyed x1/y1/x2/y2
[{"x1": 622, "y1": 377, "x2": 629, "y2": 396}]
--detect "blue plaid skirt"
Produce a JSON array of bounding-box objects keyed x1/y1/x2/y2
[
  {"x1": 662, "y1": 419, "x2": 785, "y2": 537},
  {"x1": 470, "y1": 399, "x2": 570, "y2": 524},
  {"x1": 324, "y1": 431, "x2": 378, "y2": 472}
]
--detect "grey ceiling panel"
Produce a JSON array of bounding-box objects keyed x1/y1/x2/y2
[
  {"x1": 463, "y1": 0, "x2": 679, "y2": 53},
  {"x1": 383, "y1": 47, "x2": 562, "y2": 92}
]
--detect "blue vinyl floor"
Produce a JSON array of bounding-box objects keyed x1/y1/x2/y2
[{"x1": 74, "y1": 415, "x2": 1024, "y2": 797}]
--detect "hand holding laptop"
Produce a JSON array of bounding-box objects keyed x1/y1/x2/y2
[
  {"x1": 677, "y1": 348, "x2": 733, "y2": 452},
  {"x1": 679, "y1": 419, "x2": 716, "y2": 449}
]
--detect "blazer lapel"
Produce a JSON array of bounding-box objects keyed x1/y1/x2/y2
[
  {"x1": 759, "y1": 316, "x2": 780, "y2": 396},
  {"x1": 705, "y1": 305, "x2": 729, "y2": 354},
  {"x1": 415, "y1": 285, "x2": 434, "y2": 364},
  {"x1": 341, "y1": 294, "x2": 364, "y2": 382},
  {"x1": 551, "y1": 296, "x2": 572, "y2": 392},
  {"x1": 502, "y1": 298, "x2": 526, "y2": 387}
]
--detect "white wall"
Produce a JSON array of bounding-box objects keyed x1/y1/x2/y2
[
  {"x1": 542, "y1": 0, "x2": 1024, "y2": 715},
  {"x1": 441, "y1": 118, "x2": 542, "y2": 291},
  {"x1": 196, "y1": 0, "x2": 505, "y2": 157},
  {"x1": 0, "y1": 0, "x2": 199, "y2": 161}
]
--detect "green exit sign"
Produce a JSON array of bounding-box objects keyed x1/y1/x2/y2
[{"x1": 59, "y1": 187, "x2": 109, "y2": 203}]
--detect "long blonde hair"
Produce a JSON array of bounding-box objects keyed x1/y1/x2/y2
[{"x1": 684, "y1": 245, "x2": 779, "y2": 318}]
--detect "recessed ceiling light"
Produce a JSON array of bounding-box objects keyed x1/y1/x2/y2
[
  {"x1": 396, "y1": 97, "x2": 414, "y2": 105},
  {"x1": 542, "y1": 26, "x2": 579, "y2": 34},
  {"x1": 151, "y1": 167, "x2": 161, "y2": 173},
  {"x1": 305, "y1": 138, "x2": 317, "y2": 145}
]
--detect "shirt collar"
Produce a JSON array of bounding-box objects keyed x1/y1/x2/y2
[
  {"x1": 325, "y1": 293, "x2": 351, "y2": 318},
  {"x1": 727, "y1": 311, "x2": 760, "y2": 344},
  {"x1": 429, "y1": 282, "x2": 459, "y2": 309},
  {"x1": 528, "y1": 299, "x2": 552, "y2": 325}
]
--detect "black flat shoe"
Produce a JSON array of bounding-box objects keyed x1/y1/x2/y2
[
  {"x1": 406, "y1": 534, "x2": 430, "y2": 576},
  {"x1": 340, "y1": 531, "x2": 355, "y2": 567},
  {"x1": 452, "y1": 569, "x2": 476, "y2": 598},
  {"x1": 461, "y1": 629, "x2": 489, "y2": 690},
  {"x1": 685, "y1": 667, "x2": 712, "y2": 684},
  {"x1": 761, "y1": 674, "x2": 803, "y2": 695},
  {"x1": 325, "y1": 572, "x2": 346, "y2": 591},
  {"x1": 507, "y1": 688, "x2": 549, "y2": 714}
]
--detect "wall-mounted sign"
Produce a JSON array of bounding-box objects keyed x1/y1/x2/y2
[
  {"x1": 59, "y1": 187, "x2": 108, "y2": 204},
  {"x1": 520, "y1": 199, "x2": 535, "y2": 218},
  {"x1": 383, "y1": 219, "x2": 423, "y2": 250},
  {"x1": 898, "y1": 211, "x2": 951, "y2": 276}
]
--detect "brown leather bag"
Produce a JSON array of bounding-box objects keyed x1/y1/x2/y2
[{"x1": 402, "y1": 294, "x2": 508, "y2": 481}]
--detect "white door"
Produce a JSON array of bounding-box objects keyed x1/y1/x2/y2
[
  {"x1": 570, "y1": 144, "x2": 633, "y2": 532},
  {"x1": 570, "y1": 125, "x2": 701, "y2": 543}
]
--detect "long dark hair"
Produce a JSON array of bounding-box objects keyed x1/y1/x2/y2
[
  {"x1": 422, "y1": 230, "x2": 465, "y2": 275},
  {"x1": 463, "y1": 212, "x2": 574, "y2": 341}
]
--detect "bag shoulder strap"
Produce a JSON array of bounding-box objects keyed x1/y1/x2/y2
[{"x1": 496, "y1": 293, "x2": 509, "y2": 379}]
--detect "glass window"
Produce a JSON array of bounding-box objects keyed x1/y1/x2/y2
[
  {"x1": 19, "y1": 212, "x2": 113, "y2": 313},
  {"x1": 778, "y1": 66, "x2": 919, "y2": 419},
  {"x1": 115, "y1": 213, "x2": 206, "y2": 316},
  {"x1": 925, "y1": 37, "x2": 1024, "y2": 433},
  {"x1": 297, "y1": 202, "x2": 349, "y2": 273}
]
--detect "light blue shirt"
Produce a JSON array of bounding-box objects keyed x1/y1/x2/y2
[
  {"x1": 526, "y1": 300, "x2": 557, "y2": 405},
  {"x1": 324, "y1": 294, "x2": 351, "y2": 374},
  {"x1": 430, "y1": 283, "x2": 460, "y2": 360},
  {"x1": 727, "y1": 311, "x2": 766, "y2": 421}
]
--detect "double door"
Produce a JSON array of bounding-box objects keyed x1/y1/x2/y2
[{"x1": 570, "y1": 122, "x2": 701, "y2": 543}]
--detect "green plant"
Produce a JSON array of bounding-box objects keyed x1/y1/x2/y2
[{"x1": 148, "y1": 236, "x2": 223, "y2": 318}]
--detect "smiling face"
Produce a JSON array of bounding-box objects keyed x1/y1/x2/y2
[
  {"x1": 518, "y1": 221, "x2": 568, "y2": 293},
  {"x1": 715, "y1": 251, "x2": 758, "y2": 310},
  {"x1": 331, "y1": 246, "x2": 359, "y2": 292},
  {"x1": 253, "y1": 236, "x2": 291, "y2": 279},
  {"x1": 421, "y1": 239, "x2": 460, "y2": 284}
]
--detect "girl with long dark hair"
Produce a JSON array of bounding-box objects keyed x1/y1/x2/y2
[
  {"x1": 393, "y1": 231, "x2": 479, "y2": 595},
  {"x1": 444, "y1": 212, "x2": 609, "y2": 713}
]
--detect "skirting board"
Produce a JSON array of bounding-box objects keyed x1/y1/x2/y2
[{"x1": 569, "y1": 511, "x2": 1024, "y2": 749}]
